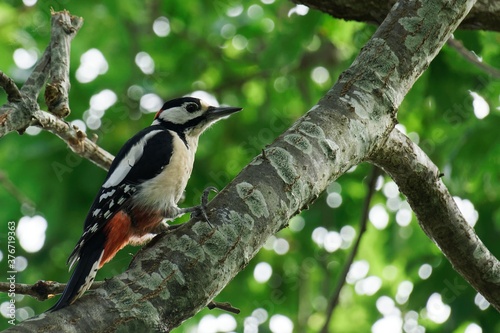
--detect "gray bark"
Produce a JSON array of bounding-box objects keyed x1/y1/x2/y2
[
  {"x1": 0, "y1": 11, "x2": 112, "y2": 171},
  {"x1": 294, "y1": 0, "x2": 500, "y2": 32},
  {"x1": 369, "y1": 129, "x2": 500, "y2": 309},
  {"x1": 3, "y1": 0, "x2": 499, "y2": 332}
]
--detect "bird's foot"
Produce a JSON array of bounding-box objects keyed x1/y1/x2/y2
[{"x1": 177, "y1": 187, "x2": 218, "y2": 226}]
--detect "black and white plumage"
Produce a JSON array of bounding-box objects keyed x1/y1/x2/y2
[{"x1": 48, "y1": 97, "x2": 241, "y2": 311}]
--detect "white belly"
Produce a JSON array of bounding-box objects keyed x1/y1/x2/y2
[{"x1": 136, "y1": 132, "x2": 198, "y2": 212}]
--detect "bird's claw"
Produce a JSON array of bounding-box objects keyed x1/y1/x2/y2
[{"x1": 192, "y1": 186, "x2": 218, "y2": 226}]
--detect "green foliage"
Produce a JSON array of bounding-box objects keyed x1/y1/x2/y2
[{"x1": 0, "y1": 1, "x2": 499, "y2": 332}]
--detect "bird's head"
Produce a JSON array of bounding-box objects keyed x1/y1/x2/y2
[{"x1": 153, "y1": 97, "x2": 242, "y2": 136}]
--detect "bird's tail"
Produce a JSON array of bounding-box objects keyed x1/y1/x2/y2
[
  {"x1": 48, "y1": 212, "x2": 133, "y2": 312},
  {"x1": 47, "y1": 247, "x2": 104, "y2": 312}
]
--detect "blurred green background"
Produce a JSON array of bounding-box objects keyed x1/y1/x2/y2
[{"x1": 0, "y1": 1, "x2": 499, "y2": 332}]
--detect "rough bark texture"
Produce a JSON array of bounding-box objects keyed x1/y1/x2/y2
[
  {"x1": 294, "y1": 0, "x2": 500, "y2": 31},
  {"x1": 0, "y1": 11, "x2": 112, "y2": 171},
  {"x1": 5, "y1": 0, "x2": 499, "y2": 332},
  {"x1": 44, "y1": 11, "x2": 76, "y2": 117},
  {"x1": 369, "y1": 129, "x2": 500, "y2": 308},
  {"x1": 32, "y1": 110, "x2": 113, "y2": 170}
]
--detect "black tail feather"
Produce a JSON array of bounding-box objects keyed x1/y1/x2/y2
[{"x1": 47, "y1": 247, "x2": 104, "y2": 312}]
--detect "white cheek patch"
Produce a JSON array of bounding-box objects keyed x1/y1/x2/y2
[
  {"x1": 169, "y1": 109, "x2": 189, "y2": 123},
  {"x1": 103, "y1": 130, "x2": 162, "y2": 188},
  {"x1": 159, "y1": 106, "x2": 204, "y2": 124}
]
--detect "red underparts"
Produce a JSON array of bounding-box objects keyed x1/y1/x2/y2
[{"x1": 101, "y1": 209, "x2": 163, "y2": 267}]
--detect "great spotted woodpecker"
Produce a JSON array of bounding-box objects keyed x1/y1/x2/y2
[{"x1": 48, "y1": 97, "x2": 241, "y2": 311}]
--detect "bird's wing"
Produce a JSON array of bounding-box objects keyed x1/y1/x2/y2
[{"x1": 67, "y1": 126, "x2": 174, "y2": 268}]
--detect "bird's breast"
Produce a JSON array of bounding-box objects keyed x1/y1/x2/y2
[{"x1": 135, "y1": 132, "x2": 197, "y2": 212}]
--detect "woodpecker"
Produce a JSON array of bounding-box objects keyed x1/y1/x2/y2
[{"x1": 48, "y1": 97, "x2": 241, "y2": 311}]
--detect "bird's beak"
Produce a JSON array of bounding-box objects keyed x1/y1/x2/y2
[{"x1": 206, "y1": 106, "x2": 242, "y2": 120}]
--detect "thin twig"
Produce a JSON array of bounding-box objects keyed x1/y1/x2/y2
[
  {"x1": 321, "y1": 166, "x2": 381, "y2": 333},
  {"x1": 0, "y1": 279, "x2": 241, "y2": 315},
  {"x1": 0, "y1": 280, "x2": 104, "y2": 302},
  {"x1": 32, "y1": 110, "x2": 113, "y2": 171},
  {"x1": 0, "y1": 170, "x2": 35, "y2": 211},
  {"x1": 207, "y1": 301, "x2": 241, "y2": 314},
  {"x1": 0, "y1": 71, "x2": 22, "y2": 102},
  {"x1": 447, "y1": 37, "x2": 500, "y2": 79}
]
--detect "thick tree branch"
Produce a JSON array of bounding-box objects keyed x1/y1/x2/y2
[
  {"x1": 368, "y1": 129, "x2": 500, "y2": 311},
  {"x1": 8, "y1": 0, "x2": 492, "y2": 331},
  {"x1": 294, "y1": 0, "x2": 500, "y2": 32}
]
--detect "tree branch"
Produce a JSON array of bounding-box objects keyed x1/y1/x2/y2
[
  {"x1": 0, "y1": 170, "x2": 35, "y2": 211},
  {"x1": 19, "y1": 48, "x2": 51, "y2": 100},
  {"x1": 447, "y1": 37, "x2": 500, "y2": 78},
  {"x1": 294, "y1": 0, "x2": 500, "y2": 32},
  {"x1": 0, "y1": 71, "x2": 21, "y2": 103},
  {"x1": 0, "y1": 281, "x2": 103, "y2": 302},
  {"x1": 321, "y1": 166, "x2": 381, "y2": 333},
  {"x1": 0, "y1": 11, "x2": 112, "y2": 170},
  {"x1": 207, "y1": 301, "x2": 241, "y2": 314},
  {"x1": 0, "y1": 11, "x2": 83, "y2": 137},
  {"x1": 31, "y1": 110, "x2": 113, "y2": 170},
  {"x1": 368, "y1": 128, "x2": 500, "y2": 311},
  {"x1": 45, "y1": 10, "x2": 84, "y2": 117},
  {"x1": 0, "y1": 280, "x2": 240, "y2": 315},
  {"x1": 8, "y1": 0, "x2": 492, "y2": 331}
]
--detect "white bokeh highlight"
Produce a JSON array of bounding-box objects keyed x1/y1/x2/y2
[
  {"x1": 426, "y1": 293, "x2": 451, "y2": 324},
  {"x1": 16, "y1": 215, "x2": 48, "y2": 253},
  {"x1": 369, "y1": 204, "x2": 390, "y2": 230},
  {"x1": 135, "y1": 52, "x2": 155, "y2": 75},
  {"x1": 153, "y1": 16, "x2": 170, "y2": 37},
  {"x1": 465, "y1": 323, "x2": 482, "y2": 333},
  {"x1": 288, "y1": 4, "x2": 309, "y2": 17},
  {"x1": 254, "y1": 262, "x2": 272, "y2": 283},
  {"x1": 311, "y1": 66, "x2": 330, "y2": 84},
  {"x1": 13, "y1": 48, "x2": 38, "y2": 69},
  {"x1": 469, "y1": 91, "x2": 489, "y2": 119},
  {"x1": 76, "y1": 49, "x2": 109, "y2": 83},
  {"x1": 347, "y1": 260, "x2": 370, "y2": 284},
  {"x1": 395, "y1": 281, "x2": 413, "y2": 304},
  {"x1": 474, "y1": 293, "x2": 490, "y2": 310},
  {"x1": 418, "y1": 264, "x2": 432, "y2": 280},
  {"x1": 269, "y1": 314, "x2": 293, "y2": 333},
  {"x1": 140, "y1": 93, "x2": 163, "y2": 113},
  {"x1": 453, "y1": 196, "x2": 479, "y2": 227}
]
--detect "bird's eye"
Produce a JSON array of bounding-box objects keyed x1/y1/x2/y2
[{"x1": 186, "y1": 103, "x2": 198, "y2": 113}]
